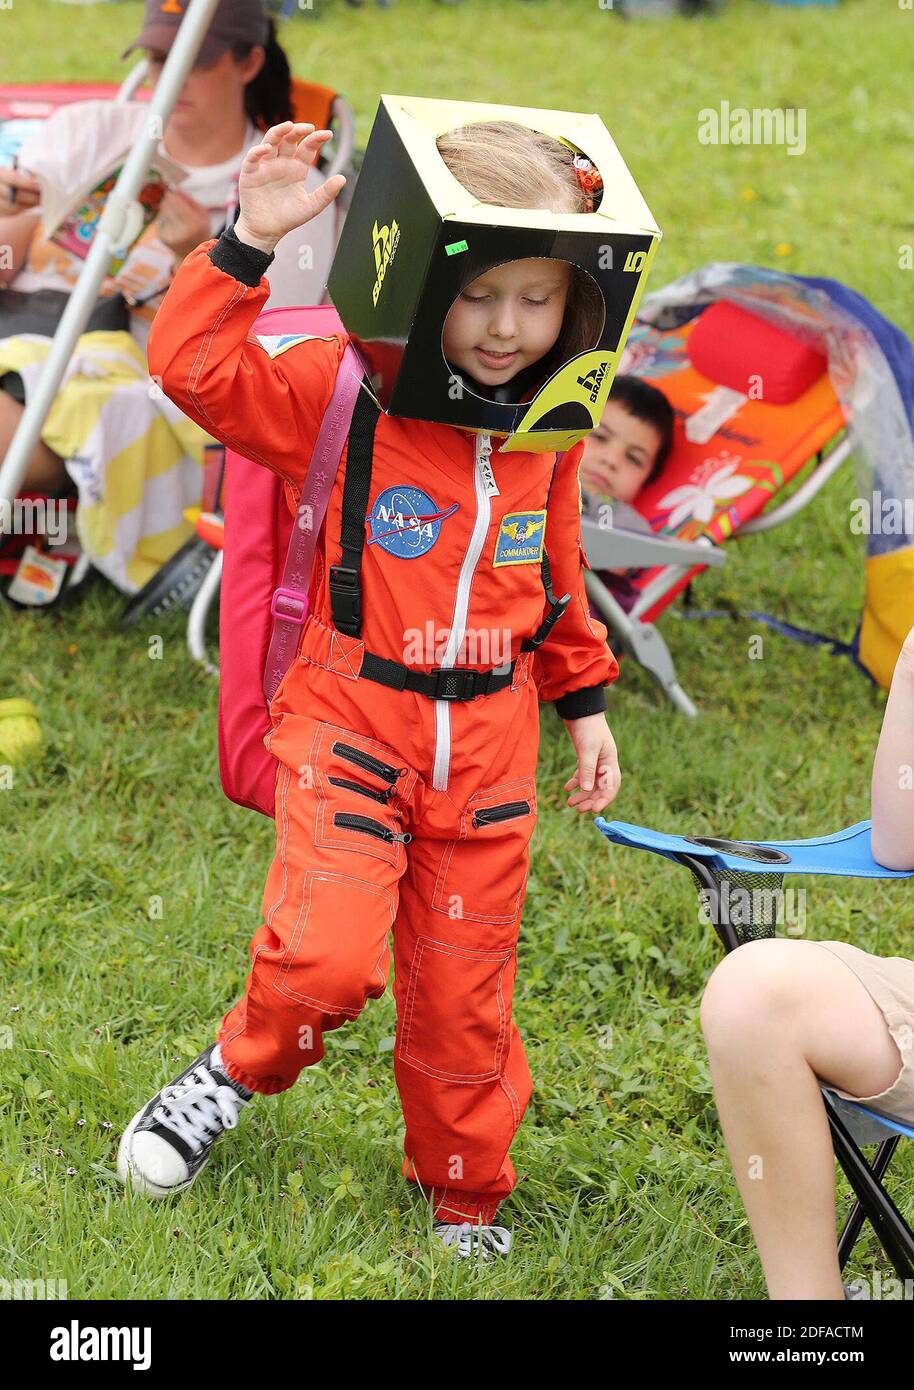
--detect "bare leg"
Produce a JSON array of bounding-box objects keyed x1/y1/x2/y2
[
  {"x1": 700, "y1": 938, "x2": 903, "y2": 1300},
  {"x1": 0, "y1": 389, "x2": 68, "y2": 491}
]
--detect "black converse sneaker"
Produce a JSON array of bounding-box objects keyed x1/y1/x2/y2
[{"x1": 117, "y1": 1043, "x2": 253, "y2": 1198}]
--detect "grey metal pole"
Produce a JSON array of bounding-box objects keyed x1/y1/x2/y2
[{"x1": 0, "y1": 0, "x2": 221, "y2": 522}]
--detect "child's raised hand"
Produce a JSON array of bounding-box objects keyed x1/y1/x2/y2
[
  {"x1": 235, "y1": 122, "x2": 346, "y2": 254},
  {"x1": 561, "y1": 712, "x2": 621, "y2": 814}
]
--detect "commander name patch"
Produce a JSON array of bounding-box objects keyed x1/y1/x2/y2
[{"x1": 493, "y1": 510, "x2": 547, "y2": 567}]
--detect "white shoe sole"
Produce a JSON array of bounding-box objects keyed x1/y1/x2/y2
[{"x1": 116, "y1": 1105, "x2": 206, "y2": 1199}]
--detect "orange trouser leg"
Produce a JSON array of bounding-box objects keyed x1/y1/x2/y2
[
  {"x1": 392, "y1": 804, "x2": 536, "y2": 1225},
  {"x1": 218, "y1": 716, "x2": 417, "y2": 1095}
]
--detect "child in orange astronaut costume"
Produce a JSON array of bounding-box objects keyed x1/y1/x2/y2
[{"x1": 118, "y1": 119, "x2": 621, "y2": 1254}]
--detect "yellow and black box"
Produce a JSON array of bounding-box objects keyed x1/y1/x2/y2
[{"x1": 327, "y1": 94, "x2": 662, "y2": 454}]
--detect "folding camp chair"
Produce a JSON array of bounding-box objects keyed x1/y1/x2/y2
[
  {"x1": 0, "y1": 14, "x2": 355, "y2": 599},
  {"x1": 594, "y1": 816, "x2": 914, "y2": 1282},
  {"x1": 0, "y1": 0, "x2": 222, "y2": 569},
  {"x1": 582, "y1": 295, "x2": 856, "y2": 716},
  {"x1": 0, "y1": 67, "x2": 355, "y2": 310}
]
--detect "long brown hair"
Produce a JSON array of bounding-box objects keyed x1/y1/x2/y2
[{"x1": 234, "y1": 16, "x2": 294, "y2": 131}]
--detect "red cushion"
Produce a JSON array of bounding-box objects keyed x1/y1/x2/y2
[{"x1": 686, "y1": 300, "x2": 827, "y2": 405}]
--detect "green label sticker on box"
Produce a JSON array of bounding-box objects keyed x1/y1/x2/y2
[{"x1": 445, "y1": 240, "x2": 469, "y2": 256}]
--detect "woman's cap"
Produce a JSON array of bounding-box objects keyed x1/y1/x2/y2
[{"x1": 121, "y1": 0, "x2": 269, "y2": 67}]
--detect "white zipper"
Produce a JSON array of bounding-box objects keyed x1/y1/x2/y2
[{"x1": 431, "y1": 432, "x2": 493, "y2": 792}]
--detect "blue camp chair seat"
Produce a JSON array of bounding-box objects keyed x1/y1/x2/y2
[
  {"x1": 829, "y1": 1094, "x2": 914, "y2": 1145},
  {"x1": 595, "y1": 818, "x2": 914, "y2": 879}
]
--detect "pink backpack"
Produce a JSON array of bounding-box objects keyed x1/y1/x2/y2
[{"x1": 218, "y1": 304, "x2": 365, "y2": 817}]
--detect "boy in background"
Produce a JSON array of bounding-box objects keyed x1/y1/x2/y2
[{"x1": 579, "y1": 375, "x2": 674, "y2": 611}]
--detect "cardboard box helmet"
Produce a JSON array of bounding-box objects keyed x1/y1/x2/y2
[{"x1": 326, "y1": 96, "x2": 662, "y2": 454}]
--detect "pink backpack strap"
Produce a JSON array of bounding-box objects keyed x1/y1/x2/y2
[{"x1": 264, "y1": 342, "x2": 365, "y2": 703}]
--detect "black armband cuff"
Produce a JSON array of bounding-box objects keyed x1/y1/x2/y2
[
  {"x1": 554, "y1": 683, "x2": 608, "y2": 720},
  {"x1": 208, "y1": 223, "x2": 275, "y2": 287}
]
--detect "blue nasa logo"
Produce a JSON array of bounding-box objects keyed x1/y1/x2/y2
[{"x1": 366, "y1": 485, "x2": 459, "y2": 559}]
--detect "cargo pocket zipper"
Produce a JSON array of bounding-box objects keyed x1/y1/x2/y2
[
  {"x1": 334, "y1": 812, "x2": 412, "y2": 844},
  {"x1": 471, "y1": 799, "x2": 531, "y2": 829},
  {"x1": 327, "y1": 775, "x2": 395, "y2": 805},
  {"x1": 331, "y1": 741, "x2": 408, "y2": 785}
]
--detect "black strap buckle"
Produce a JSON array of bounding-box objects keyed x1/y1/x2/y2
[
  {"x1": 523, "y1": 592, "x2": 572, "y2": 651},
  {"x1": 329, "y1": 564, "x2": 362, "y2": 633},
  {"x1": 429, "y1": 666, "x2": 480, "y2": 701}
]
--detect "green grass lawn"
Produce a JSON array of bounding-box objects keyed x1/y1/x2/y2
[{"x1": 2, "y1": 0, "x2": 912, "y2": 1301}]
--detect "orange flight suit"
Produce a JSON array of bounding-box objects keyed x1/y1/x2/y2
[{"x1": 147, "y1": 233, "x2": 618, "y2": 1224}]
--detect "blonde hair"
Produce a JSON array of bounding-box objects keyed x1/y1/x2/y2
[{"x1": 435, "y1": 120, "x2": 605, "y2": 367}]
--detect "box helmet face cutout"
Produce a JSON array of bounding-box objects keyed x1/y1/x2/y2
[
  {"x1": 440, "y1": 253, "x2": 608, "y2": 413},
  {"x1": 326, "y1": 96, "x2": 662, "y2": 454}
]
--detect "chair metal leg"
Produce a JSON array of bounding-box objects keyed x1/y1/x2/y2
[
  {"x1": 65, "y1": 550, "x2": 92, "y2": 591},
  {"x1": 824, "y1": 1094, "x2": 914, "y2": 1282},
  {"x1": 837, "y1": 1137, "x2": 902, "y2": 1272},
  {"x1": 186, "y1": 549, "x2": 222, "y2": 677},
  {"x1": 584, "y1": 570, "x2": 699, "y2": 717},
  {"x1": 677, "y1": 853, "x2": 743, "y2": 953}
]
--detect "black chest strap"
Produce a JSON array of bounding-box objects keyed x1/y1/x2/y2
[
  {"x1": 330, "y1": 430, "x2": 572, "y2": 672},
  {"x1": 328, "y1": 382, "x2": 381, "y2": 636},
  {"x1": 520, "y1": 450, "x2": 572, "y2": 652}
]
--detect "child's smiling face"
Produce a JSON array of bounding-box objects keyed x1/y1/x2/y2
[
  {"x1": 442, "y1": 258, "x2": 571, "y2": 389},
  {"x1": 580, "y1": 399, "x2": 662, "y2": 504}
]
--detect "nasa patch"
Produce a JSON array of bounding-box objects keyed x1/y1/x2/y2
[
  {"x1": 493, "y1": 511, "x2": 547, "y2": 567},
  {"x1": 366, "y1": 485, "x2": 459, "y2": 559}
]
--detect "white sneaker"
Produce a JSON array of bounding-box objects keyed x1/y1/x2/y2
[
  {"x1": 117, "y1": 1044, "x2": 252, "y2": 1198},
  {"x1": 434, "y1": 1222, "x2": 513, "y2": 1260}
]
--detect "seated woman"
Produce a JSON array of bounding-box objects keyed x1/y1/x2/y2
[
  {"x1": 700, "y1": 623, "x2": 914, "y2": 1300},
  {"x1": 0, "y1": 0, "x2": 292, "y2": 593},
  {"x1": 578, "y1": 375, "x2": 674, "y2": 614}
]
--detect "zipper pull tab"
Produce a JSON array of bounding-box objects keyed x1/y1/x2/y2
[{"x1": 477, "y1": 432, "x2": 493, "y2": 460}]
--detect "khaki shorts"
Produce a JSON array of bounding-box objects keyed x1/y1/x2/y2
[{"x1": 815, "y1": 940, "x2": 914, "y2": 1127}]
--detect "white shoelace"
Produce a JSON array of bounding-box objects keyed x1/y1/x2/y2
[
  {"x1": 152, "y1": 1065, "x2": 248, "y2": 1154},
  {"x1": 434, "y1": 1223, "x2": 513, "y2": 1259}
]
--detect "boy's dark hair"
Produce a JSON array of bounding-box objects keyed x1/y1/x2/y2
[
  {"x1": 607, "y1": 375, "x2": 675, "y2": 484},
  {"x1": 235, "y1": 17, "x2": 294, "y2": 131}
]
